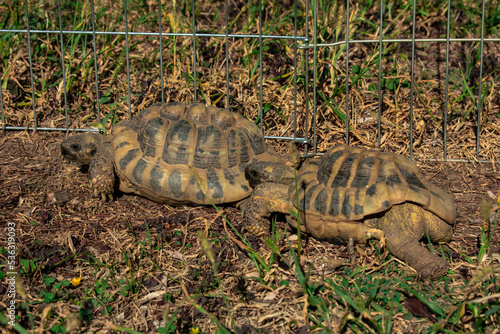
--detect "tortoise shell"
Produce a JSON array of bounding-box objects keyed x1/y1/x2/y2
[
  {"x1": 292, "y1": 145, "x2": 455, "y2": 224},
  {"x1": 111, "y1": 102, "x2": 281, "y2": 205}
]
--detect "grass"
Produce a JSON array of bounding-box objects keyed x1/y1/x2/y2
[
  {"x1": 1, "y1": 0, "x2": 497, "y2": 140},
  {"x1": 0, "y1": 0, "x2": 499, "y2": 332},
  {"x1": 3, "y1": 203, "x2": 498, "y2": 332}
]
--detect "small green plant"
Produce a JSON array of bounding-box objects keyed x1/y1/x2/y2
[
  {"x1": 84, "y1": 278, "x2": 115, "y2": 316},
  {"x1": 19, "y1": 258, "x2": 40, "y2": 275},
  {"x1": 39, "y1": 275, "x2": 71, "y2": 303}
]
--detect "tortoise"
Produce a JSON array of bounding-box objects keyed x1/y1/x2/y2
[
  {"x1": 61, "y1": 102, "x2": 293, "y2": 205},
  {"x1": 240, "y1": 145, "x2": 456, "y2": 280}
]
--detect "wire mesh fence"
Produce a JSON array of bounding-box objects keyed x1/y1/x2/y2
[{"x1": 0, "y1": 0, "x2": 499, "y2": 162}]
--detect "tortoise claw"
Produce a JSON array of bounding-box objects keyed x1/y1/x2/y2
[
  {"x1": 91, "y1": 177, "x2": 114, "y2": 201},
  {"x1": 243, "y1": 218, "x2": 268, "y2": 236}
]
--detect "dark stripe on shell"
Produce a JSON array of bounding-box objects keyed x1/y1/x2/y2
[
  {"x1": 187, "y1": 175, "x2": 206, "y2": 201},
  {"x1": 355, "y1": 189, "x2": 361, "y2": 201},
  {"x1": 314, "y1": 188, "x2": 329, "y2": 215},
  {"x1": 375, "y1": 173, "x2": 386, "y2": 183},
  {"x1": 300, "y1": 183, "x2": 319, "y2": 212},
  {"x1": 168, "y1": 171, "x2": 184, "y2": 198},
  {"x1": 350, "y1": 156, "x2": 375, "y2": 188},
  {"x1": 360, "y1": 155, "x2": 376, "y2": 168},
  {"x1": 144, "y1": 144, "x2": 157, "y2": 159},
  {"x1": 317, "y1": 150, "x2": 343, "y2": 185},
  {"x1": 115, "y1": 141, "x2": 130, "y2": 150},
  {"x1": 341, "y1": 192, "x2": 353, "y2": 218},
  {"x1": 227, "y1": 129, "x2": 250, "y2": 166},
  {"x1": 119, "y1": 148, "x2": 140, "y2": 171},
  {"x1": 294, "y1": 181, "x2": 307, "y2": 212},
  {"x1": 206, "y1": 169, "x2": 224, "y2": 199},
  {"x1": 328, "y1": 188, "x2": 341, "y2": 217},
  {"x1": 409, "y1": 184, "x2": 422, "y2": 194},
  {"x1": 400, "y1": 168, "x2": 427, "y2": 190},
  {"x1": 386, "y1": 174, "x2": 402, "y2": 187},
  {"x1": 162, "y1": 120, "x2": 193, "y2": 165},
  {"x1": 132, "y1": 158, "x2": 148, "y2": 184},
  {"x1": 193, "y1": 125, "x2": 224, "y2": 169},
  {"x1": 354, "y1": 204, "x2": 364, "y2": 216},
  {"x1": 366, "y1": 184, "x2": 377, "y2": 197},
  {"x1": 223, "y1": 168, "x2": 237, "y2": 185},
  {"x1": 330, "y1": 153, "x2": 357, "y2": 188},
  {"x1": 141, "y1": 117, "x2": 165, "y2": 158},
  {"x1": 169, "y1": 119, "x2": 192, "y2": 141},
  {"x1": 240, "y1": 127, "x2": 266, "y2": 155},
  {"x1": 196, "y1": 190, "x2": 205, "y2": 201},
  {"x1": 430, "y1": 190, "x2": 444, "y2": 200},
  {"x1": 150, "y1": 163, "x2": 164, "y2": 193}
]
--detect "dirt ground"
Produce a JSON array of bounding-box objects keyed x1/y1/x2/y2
[{"x1": 0, "y1": 130, "x2": 499, "y2": 332}]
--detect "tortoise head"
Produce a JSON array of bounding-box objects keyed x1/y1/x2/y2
[
  {"x1": 245, "y1": 161, "x2": 295, "y2": 188},
  {"x1": 61, "y1": 133, "x2": 103, "y2": 164}
]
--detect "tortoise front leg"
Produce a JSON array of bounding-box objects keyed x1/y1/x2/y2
[
  {"x1": 378, "y1": 203, "x2": 451, "y2": 280},
  {"x1": 239, "y1": 183, "x2": 291, "y2": 236},
  {"x1": 89, "y1": 142, "x2": 116, "y2": 201}
]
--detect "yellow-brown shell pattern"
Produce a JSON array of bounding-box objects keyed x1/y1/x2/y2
[
  {"x1": 292, "y1": 145, "x2": 456, "y2": 224},
  {"x1": 110, "y1": 102, "x2": 276, "y2": 205}
]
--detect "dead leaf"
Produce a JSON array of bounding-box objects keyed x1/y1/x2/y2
[
  {"x1": 405, "y1": 295, "x2": 437, "y2": 323},
  {"x1": 137, "y1": 291, "x2": 165, "y2": 305}
]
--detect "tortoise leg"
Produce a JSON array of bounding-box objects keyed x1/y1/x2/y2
[
  {"x1": 239, "y1": 183, "x2": 291, "y2": 236},
  {"x1": 377, "y1": 203, "x2": 451, "y2": 280},
  {"x1": 89, "y1": 142, "x2": 116, "y2": 201}
]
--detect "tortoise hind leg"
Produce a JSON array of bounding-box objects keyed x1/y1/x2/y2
[
  {"x1": 423, "y1": 208, "x2": 453, "y2": 243},
  {"x1": 378, "y1": 203, "x2": 451, "y2": 280}
]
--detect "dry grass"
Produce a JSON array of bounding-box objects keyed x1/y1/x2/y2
[{"x1": 0, "y1": 0, "x2": 499, "y2": 333}]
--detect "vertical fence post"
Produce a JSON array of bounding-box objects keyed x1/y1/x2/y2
[
  {"x1": 225, "y1": 0, "x2": 230, "y2": 109},
  {"x1": 311, "y1": 0, "x2": 318, "y2": 155},
  {"x1": 90, "y1": 0, "x2": 101, "y2": 125},
  {"x1": 123, "y1": 0, "x2": 132, "y2": 118},
  {"x1": 409, "y1": 0, "x2": 417, "y2": 159},
  {"x1": 345, "y1": 0, "x2": 350, "y2": 145},
  {"x1": 376, "y1": 0, "x2": 384, "y2": 149},
  {"x1": 258, "y1": 0, "x2": 264, "y2": 131},
  {"x1": 476, "y1": 0, "x2": 486, "y2": 160},
  {"x1": 292, "y1": 0, "x2": 299, "y2": 141},
  {"x1": 0, "y1": 1, "x2": 496, "y2": 164},
  {"x1": 303, "y1": 0, "x2": 310, "y2": 154},
  {"x1": 23, "y1": 0, "x2": 37, "y2": 130},
  {"x1": 57, "y1": 0, "x2": 69, "y2": 130},
  {"x1": 191, "y1": 0, "x2": 197, "y2": 103},
  {"x1": 443, "y1": 0, "x2": 452, "y2": 161},
  {"x1": 157, "y1": 0, "x2": 165, "y2": 103}
]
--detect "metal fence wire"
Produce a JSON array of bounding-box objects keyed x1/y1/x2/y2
[{"x1": 0, "y1": 0, "x2": 499, "y2": 162}]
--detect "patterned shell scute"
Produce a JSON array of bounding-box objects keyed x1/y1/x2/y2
[
  {"x1": 293, "y1": 145, "x2": 455, "y2": 224},
  {"x1": 110, "y1": 102, "x2": 271, "y2": 204}
]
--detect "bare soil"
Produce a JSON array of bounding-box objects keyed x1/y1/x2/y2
[{"x1": 0, "y1": 130, "x2": 499, "y2": 333}]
